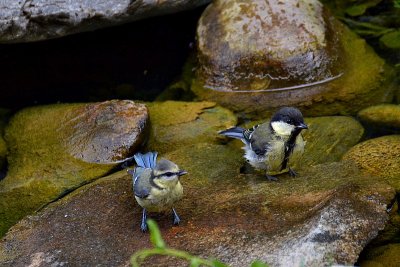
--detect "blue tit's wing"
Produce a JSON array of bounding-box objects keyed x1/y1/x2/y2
[
  {"x1": 133, "y1": 167, "x2": 153, "y2": 199},
  {"x1": 133, "y1": 152, "x2": 158, "y2": 169},
  {"x1": 249, "y1": 123, "x2": 272, "y2": 156}
]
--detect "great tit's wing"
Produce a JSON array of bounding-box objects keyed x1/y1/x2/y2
[
  {"x1": 133, "y1": 168, "x2": 153, "y2": 199},
  {"x1": 218, "y1": 127, "x2": 247, "y2": 144},
  {"x1": 249, "y1": 123, "x2": 272, "y2": 156}
]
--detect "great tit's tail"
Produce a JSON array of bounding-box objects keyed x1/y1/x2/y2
[
  {"x1": 134, "y1": 151, "x2": 158, "y2": 169},
  {"x1": 219, "y1": 127, "x2": 247, "y2": 143}
]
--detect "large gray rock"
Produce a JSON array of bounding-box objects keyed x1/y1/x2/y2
[{"x1": 0, "y1": 0, "x2": 210, "y2": 43}]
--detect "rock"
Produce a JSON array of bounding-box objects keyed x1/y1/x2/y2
[
  {"x1": 343, "y1": 135, "x2": 400, "y2": 189},
  {"x1": 358, "y1": 104, "x2": 400, "y2": 130},
  {"x1": 358, "y1": 244, "x2": 400, "y2": 267},
  {"x1": 0, "y1": 100, "x2": 149, "y2": 236},
  {"x1": 0, "y1": 0, "x2": 210, "y2": 43},
  {"x1": 0, "y1": 145, "x2": 395, "y2": 266},
  {"x1": 0, "y1": 136, "x2": 5, "y2": 173},
  {"x1": 147, "y1": 101, "x2": 237, "y2": 153},
  {"x1": 191, "y1": 0, "x2": 395, "y2": 117}
]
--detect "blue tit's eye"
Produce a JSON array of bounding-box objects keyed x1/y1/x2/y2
[{"x1": 164, "y1": 172, "x2": 174, "y2": 177}]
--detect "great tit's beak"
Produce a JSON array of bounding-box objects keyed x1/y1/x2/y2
[
  {"x1": 296, "y1": 122, "x2": 308, "y2": 129},
  {"x1": 178, "y1": 170, "x2": 188, "y2": 176}
]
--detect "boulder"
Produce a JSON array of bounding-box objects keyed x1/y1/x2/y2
[
  {"x1": 0, "y1": 147, "x2": 394, "y2": 267},
  {"x1": 0, "y1": 100, "x2": 149, "y2": 236},
  {"x1": 343, "y1": 135, "x2": 400, "y2": 189},
  {"x1": 358, "y1": 104, "x2": 400, "y2": 130},
  {"x1": 191, "y1": 0, "x2": 395, "y2": 117},
  {"x1": 0, "y1": 0, "x2": 210, "y2": 43}
]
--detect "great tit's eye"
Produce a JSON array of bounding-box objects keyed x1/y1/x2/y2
[{"x1": 286, "y1": 119, "x2": 292, "y2": 124}]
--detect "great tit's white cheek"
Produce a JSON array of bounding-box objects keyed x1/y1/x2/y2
[{"x1": 271, "y1": 121, "x2": 294, "y2": 136}]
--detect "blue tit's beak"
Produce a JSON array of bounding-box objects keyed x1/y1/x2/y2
[
  {"x1": 178, "y1": 170, "x2": 188, "y2": 176},
  {"x1": 296, "y1": 122, "x2": 308, "y2": 129}
]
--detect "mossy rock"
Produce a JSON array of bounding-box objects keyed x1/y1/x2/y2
[
  {"x1": 147, "y1": 101, "x2": 237, "y2": 153},
  {"x1": 0, "y1": 136, "x2": 6, "y2": 172},
  {"x1": 191, "y1": 0, "x2": 395, "y2": 118},
  {"x1": 343, "y1": 135, "x2": 400, "y2": 189},
  {"x1": 0, "y1": 100, "x2": 149, "y2": 237},
  {"x1": 358, "y1": 104, "x2": 400, "y2": 130},
  {"x1": 0, "y1": 142, "x2": 395, "y2": 266},
  {"x1": 359, "y1": 244, "x2": 400, "y2": 267}
]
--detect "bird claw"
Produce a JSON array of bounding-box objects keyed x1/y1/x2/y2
[
  {"x1": 266, "y1": 174, "x2": 278, "y2": 181},
  {"x1": 140, "y1": 208, "x2": 148, "y2": 232},
  {"x1": 172, "y1": 208, "x2": 181, "y2": 225},
  {"x1": 289, "y1": 168, "x2": 297, "y2": 177}
]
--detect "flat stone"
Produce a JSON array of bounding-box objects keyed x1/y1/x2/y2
[
  {"x1": 147, "y1": 101, "x2": 237, "y2": 153},
  {"x1": 0, "y1": 143, "x2": 394, "y2": 267},
  {"x1": 191, "y1": 0, "x2": 395, "y2": 117},
  {"x1": 343, "y1": 135, "x2": 400, "y2": 189},
  {"x1": 358, "y1": 104, "x2": 400, "y2": 130},
  {"x1": 0, "y1": 100, "x2": 149, "y2": 236},
  {"x1": 0, "y1": 0, "x2": 210, "y2": 43}
]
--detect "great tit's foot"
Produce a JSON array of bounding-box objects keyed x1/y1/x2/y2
[
  {"x1": 266, "y1": 174, "x2": 278, "y2": 181},
  {"x1": 172, "y1": 208, "x2": 181, "y2": 225},
  {"x1": 289, "y1": 168, "x2": 297, "y2": 177},
  {"x1": 140, "y1": 208, "x2": 148, "y2": 232}
]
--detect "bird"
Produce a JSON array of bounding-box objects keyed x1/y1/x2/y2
[
  {"x1": 128, "y1": 152, "x2": 187, "y2": 232},
  {"x1": 219, "y1": 107, "x2": 308, "y2": 181}
]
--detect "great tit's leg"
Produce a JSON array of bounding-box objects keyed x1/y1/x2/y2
[
  {"x1": 140, "y1": 208, "x2": 148, "y2": 232},
  {"x1": 172, "y1": 208, "x2": 181, "y2": 225},
  {"x1": 266, "y1": 173, "x2": 278, "y2": 181},
  {"x1": 289, "y1": 167, "x2": 297, "y2": 177}
]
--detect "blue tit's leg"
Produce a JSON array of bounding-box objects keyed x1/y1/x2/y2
[
  {"x1": 289, "y1": 167, "x2": 297, "y2": 177},
  {"x1": 140, "y1": 208, "x2": 148, "y2": 232},
  {"x1": 172, "y1": 208, "x2": 181, "y2": 225},
  {"x1": 266, "y1": 173, "x2": 278, "y2": 181}
]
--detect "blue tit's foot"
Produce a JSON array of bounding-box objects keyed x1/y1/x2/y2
[
  {"x1": 266, "y1": 174, "x2": 278, "y2": 181},
  {"x1": 172, "y1": 208, "x2": 181, "y2": 225},
  {"x1": 140, "y1": 208, "x2": 148, "y2": 232},
  {"x1": 289, "y1": 167, "x2": 297, "y2": 177}
]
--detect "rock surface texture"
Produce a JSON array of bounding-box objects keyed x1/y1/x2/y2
[{"x1": 0, "y1": 0, "x2": 210, "y2": 43}]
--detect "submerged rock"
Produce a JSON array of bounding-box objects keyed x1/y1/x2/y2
[
  {"x1": 358, "y1": 104, "x2": 400, "y2": 130},
  {"x1": 192, "y1": 0, "x2": 394, "y2": 117},
  {"x1": 0, "y1": 100, "x2": 149, "y2": 236},
  {"x1": 0, "y1": 147, "x2": 394, "y2": 267},
  {"x1": 343, "y1": 135, "x2": 400, "y2": 189},
  {"x1": 0, "y1": 0, "x2": 210, "y2": 43}
]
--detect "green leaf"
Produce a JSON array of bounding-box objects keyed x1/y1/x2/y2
[
  {"x1": 189, "y1": 258, "x2": 201, "y2": 267},
  {"x1": 212, "y1": 259, "x2": 229, "y2": 267},
  {"x1": 395, "y1": 0, "x2": 400, "y2": 8},
  {"x1": 380, "y1": 30, "x2": 400, "y2": 48},
  {"x1": 250, "y1": 260, "x2": 269, "y2": 267},
  {"x1": 147, "y1": 219, "x2": 166, "y2": 249}
]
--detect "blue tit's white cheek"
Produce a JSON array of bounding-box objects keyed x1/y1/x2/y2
[{"x1": 271, "y1": 121, "x2": 295, "y2": 136}]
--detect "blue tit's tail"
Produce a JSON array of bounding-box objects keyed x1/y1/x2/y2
[
  {"x1": 219, "y1": 127, "x2": 247, "y2": 143},
  {"x1": 133, "y1": 152, "x2": 158, "y2": 169}
]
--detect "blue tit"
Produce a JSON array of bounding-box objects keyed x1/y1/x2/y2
[
  {"x1": 128, "y1": 152, "x2": 187, "y2": 232},
  {"x1": 219, "y1": 107, "x2": 308, "y2": 181}
]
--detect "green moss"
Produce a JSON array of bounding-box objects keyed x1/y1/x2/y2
[
  {"x1": 358, "y1": 104, "x2": 400, "y2": 129},
  {"x1": 147, "y1": 101, "x2": 237, "y2": 153},
  {"x1": 0, "y1": 104, "x2": 117, "y2": 236}
]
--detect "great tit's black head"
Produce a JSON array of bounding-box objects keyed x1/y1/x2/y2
[
  {"x1": 153, "y1": 159, "x2": 187, "y2": 180},
  {"x1": 270, "y1": 107, "x2": 308, "y2": 135}
]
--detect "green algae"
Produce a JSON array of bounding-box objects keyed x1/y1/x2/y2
[
  {"x1": 343, "y1": 135, "x2": 400, "y2": 190},
  {"x1": 0, "y1": 104, "x2": 119, "y2": 237},
  {"x1": 147, "y1": 101, "x2": 237, "y2": 153}
]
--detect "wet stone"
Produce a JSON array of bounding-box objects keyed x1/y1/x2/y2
[
  {"x1": 0, "y1": 100, "x2": 149, "y2": 236},
  {"x1": 343, "y1": 135, "x2": 400, "y2": 190},
  {"x1": 358, "y1": 104, "x2": 400, "y2": 130},
  {"x1": 191, "y1": 0, "x2": 395, "y2": 117},
  {"x1": 0, "y1": 144, "x2": 394, "y2": 267}
]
